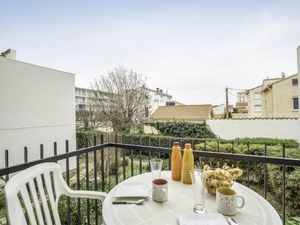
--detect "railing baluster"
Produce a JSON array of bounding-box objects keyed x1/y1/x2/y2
[
  {"x1": 101, "y1": 135, "x2": 105, "y2": 192},
  {"x1": 148, "y1": 136, "x2": 151, "y2": 158},
  {"x1": 217, "y1": 138, "x2": 220, "y2": 152},
  {"x1": 158, "y1": 137, "x2": 161, "y2": 158},
  {"x1": 264, "y1": 143, "x2": 267, "y2": 199},
  {"x1": 247, "y1": 141, "x2": 250, "y2": 187},
  {"x1": 192, "y1": 139, "x2": 194, "y2": 150},
  {"x1": 40, "y1": 144, "x2": 44, "y2": 159},
  {"x1": 54, "y1": 142, "x2": 57, "y2": 163},
  {"x1": 122, "y1": 148, "x2": 126, "y2": 180},
  {"x1": 4, "y1": 150, "x2": 9, "y2": 225},
  {"x1": 204, "y1": 140, "x2": 207, "y2": 165},
  {"x1": 282, "y1": 143, "x2": 286, "y2": 225},
  {"x1": 65, "y1": 140, "x2": 70, "y2": 225},
  {"x1": 169, "y1": 138, "x2": 171, "y2": 170},
  {"x1": 24, "y1": 147, "x2": 28, "y2": 163},
  {"x1": 121, "y1": 135, "x2": 126, "y2": 180},
  {"x1": 139, "y1": 136, "x2": 142, "y2": 174},
  {"x1": 5, "y1": 150, "x2": 9, "y2": 181},
  {"x1": 76, "y1": 143, "x2": 81, "y2": 225},
  {"x1": 139, "y1": 150, "x2": 142, "y2": 174},
  {"x1": 93, "y1": 134, "x2": 99, "y2": 225},
  {"x1": 115, "y1": 134, "x2": 118, "y2": 185},
  {"x1": 131, "y1": 149, "x2": 134, "y2": 177},
  {"x1": 85, "y1": 137, "x2": 90, "y2": 225}
]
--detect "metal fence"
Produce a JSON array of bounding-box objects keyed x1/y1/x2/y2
[{"x1": 1, "y1": 134, "x2": 300, "y2": 225}]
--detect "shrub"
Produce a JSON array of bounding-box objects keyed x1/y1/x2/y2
[{"x1": 148, "y1": 121, "x2": 216, "y2": 138}]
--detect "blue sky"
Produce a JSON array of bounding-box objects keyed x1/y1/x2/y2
[{"x1": 1, "y1": 0, "x2": 300, "y2": 104}]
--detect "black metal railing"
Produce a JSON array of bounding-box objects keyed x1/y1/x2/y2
[{"x1": 1, "y1": 134, "x2": 300, "y2": 225}]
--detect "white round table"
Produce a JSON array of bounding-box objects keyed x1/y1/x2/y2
[{"x1": 103, "y1": 171, "x2": 282, "y2": 225}]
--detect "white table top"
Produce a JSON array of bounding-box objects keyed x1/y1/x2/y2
[{"x1": 103, "y1": 171, "x2": 282, "y2": 225}]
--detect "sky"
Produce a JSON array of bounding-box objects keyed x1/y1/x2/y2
[{"x1": 1, "y1": 0, "x2": 300, "y2": 105}]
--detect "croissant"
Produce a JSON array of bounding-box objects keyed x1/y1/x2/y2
[
  {"x1": 228, "y1": 168, "x2": 243, "y2": 179},
  {"x1": 203, "y1": 164, "x2": 243, "y2": 194}
]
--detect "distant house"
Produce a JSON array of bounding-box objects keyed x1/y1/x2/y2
[
  {"x1": 150, "y1": 104, "x2": 213, "y2": 123},
  {"x1": 245, "y1": 85, "x2": 263, "y2": 118},
  {"x1": 245, "y1": 77, "x2": 281, "y2": 118},
  {"x1": 145, "y1": 88, "x2": 173, "y2": 116},
  {"x1": 234, "y1": 92, "x2": 248, "y2": 115},
  {"x1": 212, "y1": 104, "x2": 225, "y2": 119},
  {"x1": 262, "y1": 74, "x2": 298, "y2": 118}
]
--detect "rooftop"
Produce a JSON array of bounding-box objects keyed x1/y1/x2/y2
[{"x1": 151, "y1": 104, "x2": 212, "y2": 121}]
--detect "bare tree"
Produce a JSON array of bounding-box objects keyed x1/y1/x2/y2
[{"x1": 91, "y1": 66, "x2": 149, "y2": 133}]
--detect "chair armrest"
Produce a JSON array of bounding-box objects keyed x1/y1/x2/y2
[{"x1": 65, "y1": 190, "x2": 107, "y2": 201}]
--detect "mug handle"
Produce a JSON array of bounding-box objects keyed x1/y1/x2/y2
[{"x1": 236, "y1": 196, "x2": 245, "y2": 209}]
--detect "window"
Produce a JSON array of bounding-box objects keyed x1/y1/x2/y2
[
  {"x1": 293, "y1": 97, "x2": 299, "y2": 110},
  {"x1": 254, "y1": 105, "x2": 261, "y2": 112},
  {"x1": 254, "y1": 92, "x2": 261, "y2": 100},
  {"x1": 292, "y1": 78, "x2": 298, "y2": 86}
]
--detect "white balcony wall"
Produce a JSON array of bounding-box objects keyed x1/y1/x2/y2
[
  {"x1": 207, "y1": 118, "x2": 300, "y2": 142},
  {"x1": 0, "y1": 57, "x2": 76, "y2": 169}
]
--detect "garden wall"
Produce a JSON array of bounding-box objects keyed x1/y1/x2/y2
[{"x1": 207, "y1": 118, "x2": 300, "y2": 142}]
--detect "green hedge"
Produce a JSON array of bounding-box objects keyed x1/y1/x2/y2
[{"x1": 148, "y1": 121, "x2": 216, "y2": 138}]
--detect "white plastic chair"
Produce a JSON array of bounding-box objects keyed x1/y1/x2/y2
[{"x1": 4, "y1": 162, "x2": 107, "y2": 225}]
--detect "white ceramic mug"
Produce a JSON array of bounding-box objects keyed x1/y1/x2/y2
[
  {"x1": 152, "y1": 179, "x2": 168, "y2": 202},
  {"x1": 216, "y1": 187, "x2": 245, "y2": 216}
]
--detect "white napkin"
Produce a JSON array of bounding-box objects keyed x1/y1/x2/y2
[
  {"x1": 178, "y1": 213, "x2": 228, "y2": 225},
  {"x1": 113, "y1": 182, "x2": 150, "y2": 198}
]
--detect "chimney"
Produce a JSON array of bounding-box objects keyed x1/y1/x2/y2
[
  {"x1": 156, "y1": 88, "x2": 159, "y2": 92},
  {"x1": 281, "y1": 72, "x2": 285, "y2": 78},
  {"x1": 0, "y1": 49, "x2": 16, "y2": 60}
]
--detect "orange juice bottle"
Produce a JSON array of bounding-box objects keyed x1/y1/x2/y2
[
  {"x1": 181, "y1": 143, "x2": 194, "y2": 184},
  {"x1": 171, "y1": 142, "x2": 182, "y2": 181}
]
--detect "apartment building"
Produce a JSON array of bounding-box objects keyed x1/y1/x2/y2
[
  {"x1": 262, "y1": 74, "x2": 298, "y2": 118},
  {"x1": 75, "y1": 87, "x2": 93, "y2": 111},
  {"x1": 75, "y1": 87, "x2": 173, "y2": 114}
]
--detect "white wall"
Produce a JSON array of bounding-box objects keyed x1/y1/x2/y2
[
  {"x1": 298, "y1": 46, "x2": 300, "y2": 119},
  {"x1": 207, "y1": 118, "x2": 300, "y2": 141},
  {"x1": 0, "y1": 57, "x2": 76, "y2": 169},
  {"x1": 247, "y1": 86, "x2": 262, "y2": 118}
]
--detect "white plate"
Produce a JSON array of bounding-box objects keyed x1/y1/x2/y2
[
  {"x1": 113, "y1": 182, "x2": 150, "y2": 198},
  {"x1": 178, "y1": 213, "x2": 228, "y2": 225}
]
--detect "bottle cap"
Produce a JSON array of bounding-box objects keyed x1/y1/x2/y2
[
  {"x1": 185, "y1": 143, "x2": 192, "y2": 149},
  {"x1": 173, "y1": 142, "x2": 179, "y2": 146}
]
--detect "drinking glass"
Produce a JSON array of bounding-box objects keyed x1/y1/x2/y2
[
  {"x1": 150, "y1": 158, "x2": 163, "y2": 180},
  {"x1": 190, "y1": 169, "x2": 206, "y2": 213}
]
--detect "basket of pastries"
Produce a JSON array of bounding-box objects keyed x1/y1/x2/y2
[{"x1": 203, "y1": 164, "x2": 243, "y2": 194}]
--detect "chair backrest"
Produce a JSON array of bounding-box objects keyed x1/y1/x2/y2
[{"x1": 5, "y1": 163, "x2": 73, "y2": 225}]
